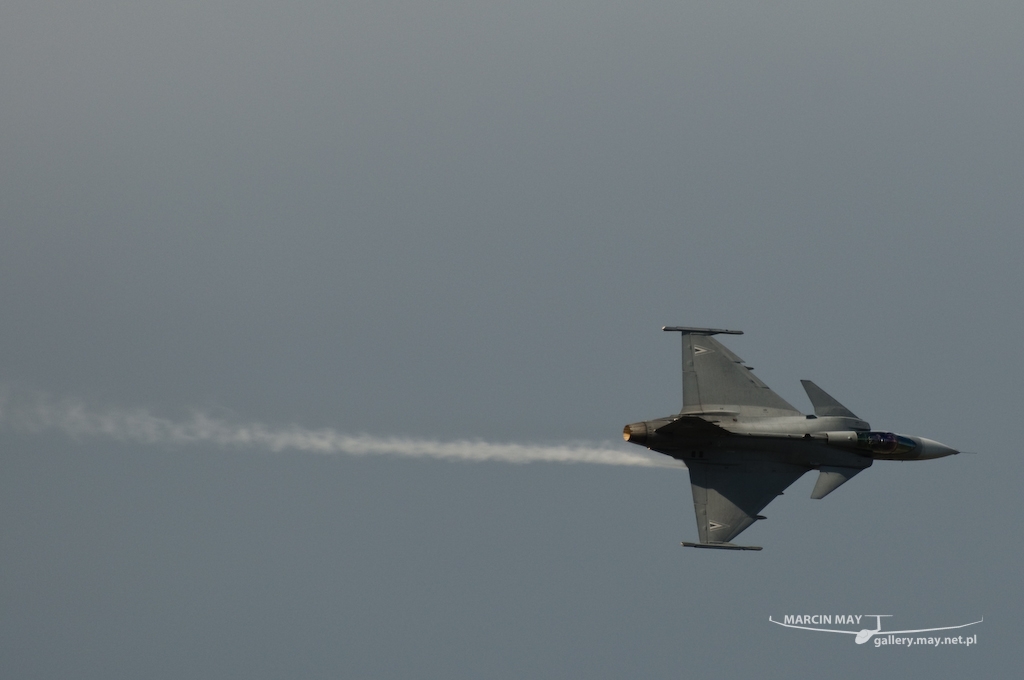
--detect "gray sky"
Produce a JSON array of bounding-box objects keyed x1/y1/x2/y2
[{"x1": 1, "y1": 0, "x2": 1020, "y2": 677}]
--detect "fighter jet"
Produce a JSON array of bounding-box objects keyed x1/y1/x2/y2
[{"x1": 623, "y1": 327, "x2": 959, "y2": 550}]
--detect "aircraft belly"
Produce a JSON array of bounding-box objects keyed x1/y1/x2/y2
[{"x1": 655, "y1": 437, "x2": 872, "y2": 470}]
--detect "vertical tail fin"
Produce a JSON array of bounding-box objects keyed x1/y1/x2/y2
[{"x1": 800, "y1": 380, "x2": 859, "y2": 419}]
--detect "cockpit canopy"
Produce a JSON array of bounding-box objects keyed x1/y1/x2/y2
[{"x1": 857, "y1": 431, "x2": 916, "y2": 455}]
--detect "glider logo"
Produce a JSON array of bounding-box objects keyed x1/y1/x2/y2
[{"x1": 769, "y1": 614, "x2": 982, "y2": 647}]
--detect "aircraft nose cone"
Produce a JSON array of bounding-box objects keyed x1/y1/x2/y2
[{"x1": 917, "y1": 437, "x2": 959, "y2": 459}]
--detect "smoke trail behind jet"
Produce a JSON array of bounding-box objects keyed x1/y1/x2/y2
[{"x1": 0, "y1": 393, "x2": 679, "y2": 468}]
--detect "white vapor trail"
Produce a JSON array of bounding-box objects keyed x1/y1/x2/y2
[{"x1": 0, "y1": 394, "x2": 679, "y2": 469}]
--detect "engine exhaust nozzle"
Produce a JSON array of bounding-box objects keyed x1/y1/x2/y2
[{"x1": 623, "y1": 422, "x2": 649, "y2": 446}]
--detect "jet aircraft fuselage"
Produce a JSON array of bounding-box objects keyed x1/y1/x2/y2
[{"x1": 623, "y1": 327, "x2": 959, "y2": 550}]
